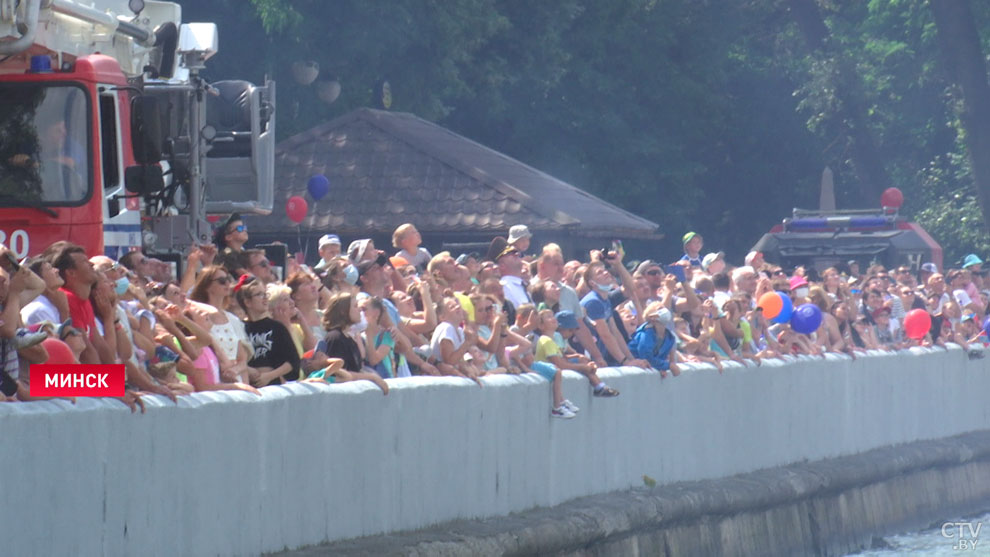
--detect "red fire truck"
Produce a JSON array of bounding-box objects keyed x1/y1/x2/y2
[{"x1": 0, "y1": 0, "x2": 274, "y2": 260}]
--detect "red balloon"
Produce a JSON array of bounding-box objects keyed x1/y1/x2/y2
[
  {"x1": 880, "y1": 187, "x2": 904, "y2": 209},
  {"x1": 903, "y1": 308, "x2": 932, "y2": 340},
  {"x1": 42, "y1": 338, "x2": 77, "y2": 365},
  {"x1": 286, "y1": 195, "x2": 308, "y2": 224}
]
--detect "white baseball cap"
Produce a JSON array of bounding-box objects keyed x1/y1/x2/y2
[
  {"x1": 508, "y1": 225, "x2": 532, "y2": 244},
  {"x1": 319, "y1": 234, "x2": 341, "y2": 248}
]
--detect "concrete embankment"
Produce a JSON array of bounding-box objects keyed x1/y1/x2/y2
[
  {"x1": 313, "y1": 430, "x2": 990, "y2": 556},
  {"x1": 2, "y1": 346, "x2": 989, "y2": 556}
]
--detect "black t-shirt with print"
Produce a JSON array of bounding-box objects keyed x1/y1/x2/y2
[
  {"x1": 324, "y1": 328, "x2": 363, "y2": 372},
  {"x1": 245, "y1": 317, "x2": 301, "y2": 382}
]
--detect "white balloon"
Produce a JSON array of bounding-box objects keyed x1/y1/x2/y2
[
  {"x1": 291, "y1": 60, "x2": 319, "y2": 85},
  {"x1": 317, "y1": 80, "x2": 341, "y2": 104}
]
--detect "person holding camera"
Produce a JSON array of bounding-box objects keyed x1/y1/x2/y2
[{"x1": 579, "y1": 255, "x2": 650, "y2": 371}]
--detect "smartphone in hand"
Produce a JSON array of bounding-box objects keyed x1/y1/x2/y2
[
  {"x1": 611, "y1": 240, "x2": 625, "y2": 258},
  {"x1": 664, "y1": 264, "x2": 686, "y2": 284},
  {"x1": 3, "y1": 251, "x2": 20, "y2": 272}
]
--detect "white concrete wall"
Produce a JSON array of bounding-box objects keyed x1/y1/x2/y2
[{"x1": 2, "y1": 346, "x2": 989, "y2": 556}]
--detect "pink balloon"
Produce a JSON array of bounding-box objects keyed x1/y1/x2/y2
[
  {"x1": 286, "y1": 195, "x2": 308, "y2": 224},
  {"x1": 903, "y1": 308, "x2": 932, "y2": 340}
]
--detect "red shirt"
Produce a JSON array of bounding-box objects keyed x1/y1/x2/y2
[{"x1": 61, "y1": 287, "x2": 96, "y2": 336}]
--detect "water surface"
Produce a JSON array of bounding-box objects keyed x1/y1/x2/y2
[{"x1": 849, "y1": 511, "x2": 990, "y2": 556}]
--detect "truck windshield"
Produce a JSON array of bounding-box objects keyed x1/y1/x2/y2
[{"x1": 0, "y1": 84, "x2": 91, "y2": 207}]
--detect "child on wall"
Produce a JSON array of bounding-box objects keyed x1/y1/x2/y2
[
  {"x1": 543, "y1": 309, "x2": 619, "y2": 396},
  {"x1": 508, "y1": 305, "x2": 582, "y2": 418},
  {"x1": 628, "y1": 302, "x2": 680, "y2": 377}
]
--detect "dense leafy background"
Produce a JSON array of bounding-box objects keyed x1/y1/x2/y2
[{"x1": 179, "y1": 0, "x2": 990, "y2": 265}]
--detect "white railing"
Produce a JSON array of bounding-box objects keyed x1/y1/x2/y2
[{"x1": 1, "y1": 346, "x2": 987, "y2": 556}]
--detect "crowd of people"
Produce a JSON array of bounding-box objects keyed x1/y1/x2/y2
[{"x1": 0, "y1": 216, "x2": 984, "y2": 418}]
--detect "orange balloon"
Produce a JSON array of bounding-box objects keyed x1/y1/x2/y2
[{"x1": 758, "y1": 291, "x2": 783, "y2": 319}]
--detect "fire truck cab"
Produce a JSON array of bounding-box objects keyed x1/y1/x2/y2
[{"x1": 0, "y1": 0, "x2": 274, "y2": 259}]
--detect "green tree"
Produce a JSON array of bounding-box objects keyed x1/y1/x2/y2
[{"x1": 180, "y1": 0, "x2": 990, "y2": 262}]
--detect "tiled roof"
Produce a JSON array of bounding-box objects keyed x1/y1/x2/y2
[{"x1": 252, "y1": 108, "x2": 660, "y2": 239}]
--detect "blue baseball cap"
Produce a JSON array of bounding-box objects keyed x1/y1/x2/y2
[{"x1": 554, "y1": 310, "x2": 579, "y2": 330}]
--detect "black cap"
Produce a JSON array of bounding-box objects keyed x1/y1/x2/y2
[
  {"x1": 357, "y1": 259, "x2": 380, "y2": 278},
  {"x1": 485, "y1": 236, "x2": 509, "y2": 263},
  {"x1": 495, "y1": 245, "x2": 521, "y2": 261}
]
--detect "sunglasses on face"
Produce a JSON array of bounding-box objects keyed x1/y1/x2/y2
[
  {"x1": 645, "y1": 270, "x2": 662, "y2": 276},
  {"x1": 213, "y1": 276, "x2": 230, "y2": 285},
  {"x1": 773, "y1": 270, "x2": 786, "y2": 276},
  {"x1": 253, "y1": 259, "x2": 270, "y2": 268},
  {"x1": 229, "y1": 225, "x2": 247, "y2": 233}
]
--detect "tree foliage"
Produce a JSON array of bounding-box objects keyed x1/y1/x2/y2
[{"x1": 179, "y1": 0, "x2": 990, "y2": 264}]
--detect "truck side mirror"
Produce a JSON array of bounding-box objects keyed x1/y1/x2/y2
[
  {"x1": 124, "y1": 164, "x2": 164, "y2": 195},
  {"x1": 131, "y1": 96, "x2": 163, "y2": 164}
]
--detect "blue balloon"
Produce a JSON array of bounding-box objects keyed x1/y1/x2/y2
[
  {"x1": 771, "y1": 291, "x2": 793, "y2": 324},
  {"x1": 790, "y1": 303, "x2": 823, "y2": 334},
  {"x1": 307, "y1": 174, "x2": 330, "y2": 200}
]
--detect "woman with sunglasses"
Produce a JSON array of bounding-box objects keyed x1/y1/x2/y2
[
  {"x1": 189, "y1": 265, "x2": 254, "y2": 384},
  {"x1": 898, "y1": 285, "x2": 926, "y2": 312},
  {"x1": 151, "y1": 302, "x2": 261, "y2": 395},
  {"x1": 849, "y1": 314, "x2": 880, "y2": 350}
]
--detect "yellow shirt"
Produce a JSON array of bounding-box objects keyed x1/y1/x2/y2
[
  {"x1": 535, "y1": 335, "x2": 561, "y2": 363},
  {"x1": 289, "y1": 323, "x2": 305, "y2": 356},
  {"x1": 454, "y1": 291, "x2": 475, "y2": 322}
]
